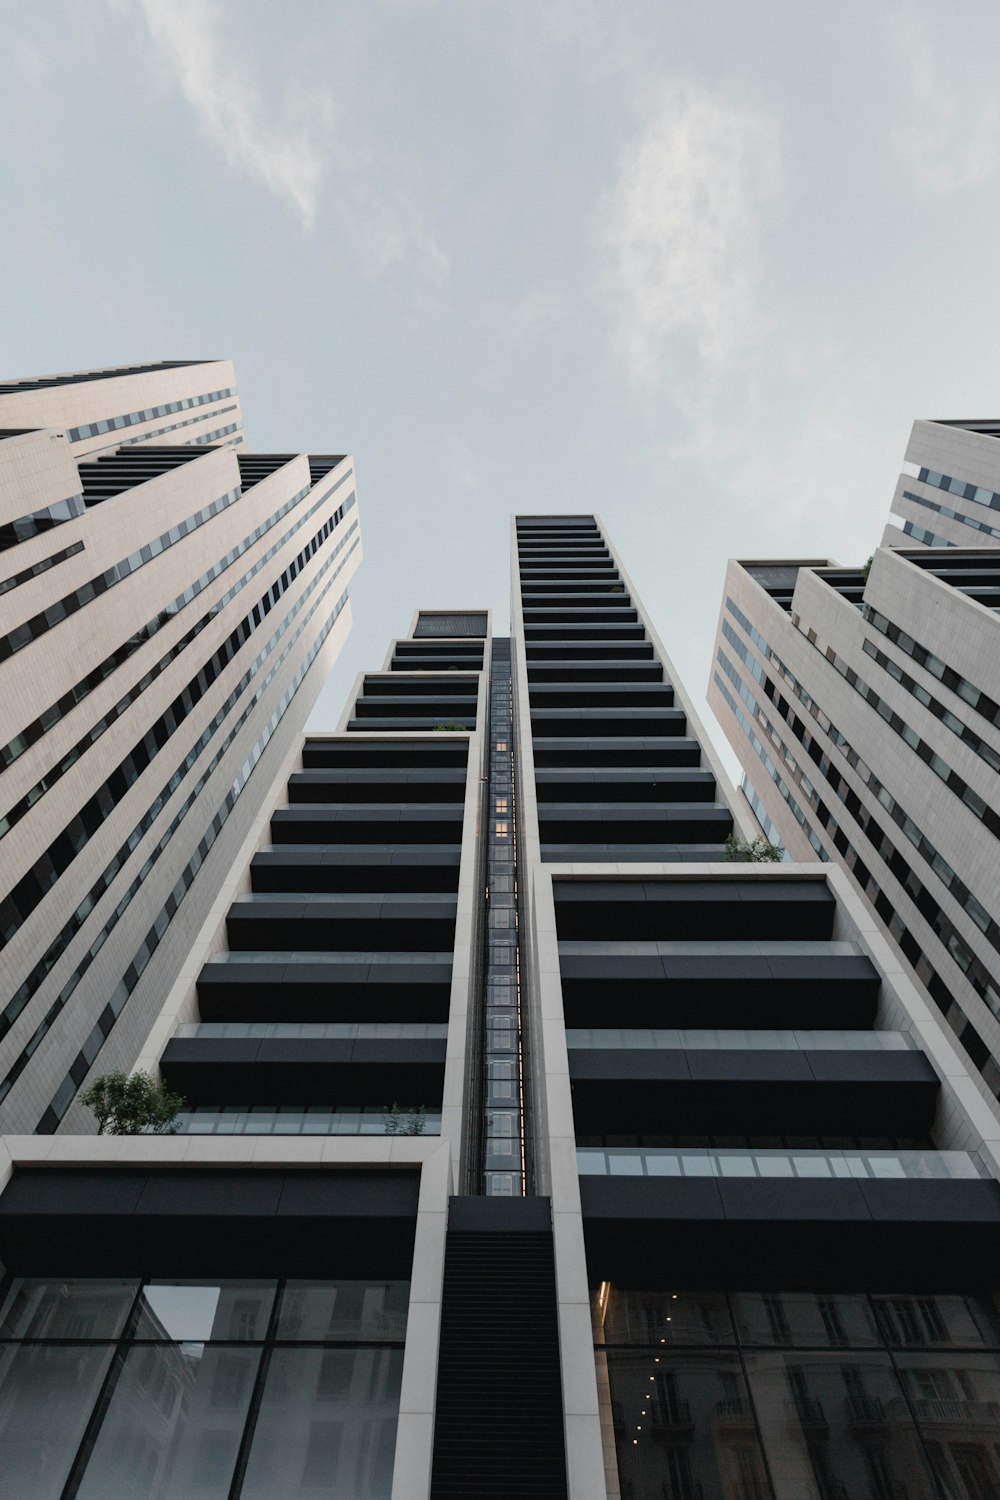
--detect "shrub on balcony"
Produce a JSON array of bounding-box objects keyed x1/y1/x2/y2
[{"x1": 80, "y1": 1070, "x2": 185, "y2": 1135}]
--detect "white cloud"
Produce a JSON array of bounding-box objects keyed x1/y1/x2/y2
[
  {"x1": 601, "y1": 82, "x2": 782, "y2": 385},
  {"x1": 349, "y1": 180, "x2": 450, "y2": 289},
  {"x1": 123, "y1": 0, "x2": 329, "y2": 230},
  {"x1": 885, "y1": 9, "x2": 1000, "y2": 193},
  {"x1": 117, "y1": 0, "x2": 449, "y2": 285}
]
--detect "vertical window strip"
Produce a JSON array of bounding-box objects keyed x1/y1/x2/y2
[{"x1": 35, "y1": 582, "x2": 354, "y2": 1132}]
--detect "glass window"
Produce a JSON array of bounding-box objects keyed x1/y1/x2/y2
[
  {"x1": 605, "y1": 1350, "x2": 767, "y2": 1500},
  {"x1": 895, "y1": 1351, "x2": 1000, "y2": 1490},
  {"x1": 743, "y1": 1350, "x2": 937, "y2": 1500},
  {"x1": 0, "y1": 1342, "x2": 114, "y2": 1500},
  {"x1": 276, "y1": 1282, "x2": 409, "y2": 1343},
  {"x1": 133, "y1": 1281, "x2": 275, "y2": 1342},
  {"x1": 239, "y1": 1347, "x2": 403, "y2": 1500},
  {"x1": 873, "y1": 1294, "x2": 1000, "y2": 1349},
  {"x1": 600, "y1": 1289, "x2": 734, "y2": 1348},
  {"x1": 732, "y1": 1292, "x2": 880, "y2": 1349},
  {"x1": 0, "y1": 1278, "x2": 137, "y2": 1339},
  {"x1": 75, "y1": 1343, "x2": 260, "y2": 1500}
]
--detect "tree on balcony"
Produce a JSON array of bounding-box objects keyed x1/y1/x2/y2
[
  {"x1": 724, "y1": 833, "x2": 784, "y2": 863},
  {"x1": 80, "y1": 1070, "x2": 184, "y2": 1135}
]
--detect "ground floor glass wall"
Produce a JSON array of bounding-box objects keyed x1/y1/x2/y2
[
  {"x1": 0, "y1": 1276, "x2": 408, "y2": 1500},
  {"x1": 595, "y1": 1287, "x2": 1000, "y2": 1500}
]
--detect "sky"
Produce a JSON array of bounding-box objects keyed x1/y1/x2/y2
[{"x1": 3, "y1": 0, "x2": 1000, "y2": 784}]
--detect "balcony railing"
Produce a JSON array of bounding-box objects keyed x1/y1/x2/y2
[
  {"x1": 174, "y1": 1022, "x2": 448, "y2": 1040},
  {"x1": 173, "y1": 1107, "x2": 443, "y2": 1135},
  {"x1": 567, "y1": 1029, "x2": 915, "y2": 1051},
  {"x1": 911, "y1": 1398, "x2": 1000, "y2": 1425},
  {"x1": 577, "y1": 1148, "x2": 987, "y2": 1181}
]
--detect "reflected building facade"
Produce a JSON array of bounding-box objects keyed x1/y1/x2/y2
[{"x1": 0, "y1": 504, "x2": 999, "y2": 1499}]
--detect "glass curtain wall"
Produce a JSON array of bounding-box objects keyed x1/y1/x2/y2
[
  {"x1": 0, "y1": 1277, "x2": 408, "y2": 1500},
  {"x1": 595, "y1": 1286, "x2": 1000, "y2": 1500}
]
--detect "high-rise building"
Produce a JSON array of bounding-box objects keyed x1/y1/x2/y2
[
  {"x1": 0, "y1": 361, "x2": 362, "y2": 1134},
  {"x1": 883, "y1": 418, "x2": 1000, "y2": 549},
  {"x1": 708, "y1": 419, "x2": 1000, "y2": 1120},
  {"x1": 0, "y1": 506, "x2": 999, "y2": 1500}
]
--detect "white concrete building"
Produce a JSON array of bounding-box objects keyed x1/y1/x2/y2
[
  {"x1": 1, "y1": 504, "x2": 1000, "y2": 1500},
  {"x1": 884, "y1": 417, "x2": 1000, "y2": 549},
  {"x1": 0, "y1": 360, "x2": 361, "y2": 1133},
  {"x1": 709, "y1": 419, "x2": 1000, "y2": 1120}
]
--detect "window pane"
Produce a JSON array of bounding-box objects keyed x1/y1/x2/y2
[
  {"x1": 732, "y1": 1292, "x2": 880, "y2": 1349},
  {"x1": 743, "y1": 1350, "x2": 937, "y2": 1499},
  {"x1": 276, "y1": 1282, "x2": 409, "y2": 1343},
  {"x1": 133, "y1": 1281, "x2": 275, "y2": 1342},
  {"x1": 604, "y1": 1349, "x2": 767, "y2": 1500},
  {"x1": 0, "y1": 1342, "x2": 113, "y2": 1500},
  {"x1": 872, "y1": 1293, "x2": 1000, "y2": 1349},
  {"x1": 76, "y1": 1343, "x2": 260, "y2": 1500},
  {"x1": 599, "y1": 1289, "x2": 734, "y2": 1348},
  {"x1": 240, "y1": 1347, "x2": 403, "y2": 1500},
  {"x1": 0, "y1": 1278, "x2": 137, "y2": 1339}
]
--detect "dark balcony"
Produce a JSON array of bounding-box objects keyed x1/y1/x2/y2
[
  {"x1": 288, "y1": 768, "x2": 468, "y2": 803},
  {"x1": 537, "y1": 803, "x2": 732, "y2": 845},
  {"x1": 525, "y1": 640, "x2": 654, "y2": 660},
  {"x1": 357, "y1": 675, "x2": 479, "y2": 697},
  {"x1": 528, "y1": 682, "x2": 673, "y2": 709},
  {"x1": 579, "y1": 1174, "x2": 1000, "y2": 1287},
  {"x1": 0, "y1": 1168, "x2": 420, "y2": 1277},
  {"x1": 197, "y1": 953, "x2": 454, "y2": 1023},
  {"x1": 160, "y1": 1035, "x2": 447, "y2": 1105},
  {"x1": 530, "y1": 707, "x2": 688, "y2": 737},
  {"x1": 536, "y1": 770, "x2": 717, "y2": 805},
  {"x1": 532, "y1": 736, "x2": 703, "y2": 768},
  {"x1": 558, "y1": 946, "x2": 880, "y2": 1029},
  {"x1": 226, "y1": 892, "x2": 458, "y2": 952},
  {"x1": 568, "y1": 1047, "x2": 939, "y2": 1136},
  {"x1": 271, "y1": 805, "x2": 467, "y2": 844},
  {"x1": 250, "y1": 846, "x2": 462, "y2": 894},
  {"x1": 522, "y1": 607, "x2": 639, "y2": 626},
  {"x1": 347, "y1": 715, "x2": 476, "y2": 732},
  {"x1": 527, "y1": 660, "x2": 663, "y2": 683},
  {"x1": 391, "y1": 654, "x2": 484, "y2": 672},
  {"x1": 553, "y1": 878, "x2": 836, "y2": 942},
  {"x1": 302, "y1": 739, "x2": 469, "y2": 770},
  {"x1": 523, "y1": 621, "x2": 646, "y2": 641},
  {"x1": 352, "y1": 694, "x2": 479, "y2": 717}
]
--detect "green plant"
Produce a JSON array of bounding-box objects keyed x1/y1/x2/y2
[
  {"x1": 432, "y1": 722, "x2": 466, "y2": 732},
  {"x1": 383, "y1": 1103, "x2": 427, "y2": 1136},
  {"x1": 80, "y1": 1071, "x2": 185, "y2": 1135},
  {"x1": 724, "y1": 833, "x2": 784, "y2": 864},
  {"x1": 862, "y1": 554, "x2": 874, "y2": 581}
]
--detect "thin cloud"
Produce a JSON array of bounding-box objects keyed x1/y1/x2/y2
[
  {"x1": 601, "y1": 81, "x2": 783, "y2": 385},
  {"x1": 118, "y1": 0, "x2": 449, "y2": 285},
  {"x1": 885, "y1": 9, "x2": 1000, "y2": 193},
  {"x1": 123, "y1": 0, "x2": 330, "y2": 231}
]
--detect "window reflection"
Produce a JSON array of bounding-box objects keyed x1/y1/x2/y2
[
  {"x1": 733, "y1": 1292, "x2": 880, "y2": 1350},
  {"x1": 0, "y1": 1277, "x2": 137, "y2": 1339},
  {"x1": 240, "y1": 1348, "x2": 402, "y2": 1500},
  {"x1": 133, "y1": 1281, "x2": 275, "y2": 1343},
  {"x1": 0, "y1": 1343, "x2": 113, "y2": 1500},
  {"x1": 0, "y1": 1275, "x2": 408, "y2": 1499},
  {"x1": 75, "y1": 1344, "x2": 260, "y2": 1500},
  {"x1": 605, "y1": 1350, "x2": 769, "y2": 1500},
  {"x1": 744, "y1": 1351, "x2": 937, "y2": 1499},
  {"x1": 277, "y1": 1281, "x2": 409, "y2": 1343},
  {"x1": 596, "y1": 1290, "x2": 1000, "y2": 1500}
]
